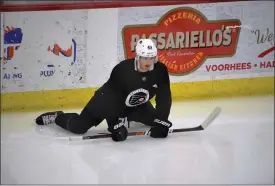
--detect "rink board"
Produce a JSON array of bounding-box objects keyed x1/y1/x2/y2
[
  {"x1": 1, "y1": 1, "x2": 274, "y2": 112},
  {"x1": 1, "y1": 76, "x2": 274, "y2": 112}
]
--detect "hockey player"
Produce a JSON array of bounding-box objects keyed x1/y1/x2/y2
[{"x1": 35, "y1": 38, "x2": 172, "y2": 142}]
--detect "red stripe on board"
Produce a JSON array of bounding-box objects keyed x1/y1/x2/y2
[
  {"x1": 0, "y1": 0, "x2": 244, "y2": 12},
  {"x1": 258, "y1": 46, "x2": 275, "y2": 58}
]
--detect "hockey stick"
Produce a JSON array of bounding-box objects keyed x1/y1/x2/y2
[{"x1": 65, "y1": 106, "x2": 222, "y2": 141}]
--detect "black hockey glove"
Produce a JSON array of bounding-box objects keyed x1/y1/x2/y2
[
  {"x1": 150, "y1": 118, "x2": 172, "y2": 138},
  {"x1": 108, "y1": 118, "x2": 128, "y2": 142}
]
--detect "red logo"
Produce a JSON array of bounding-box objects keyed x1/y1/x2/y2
[
  {"x1": 139, "y1": 97, "x2": 144, "y2": 102},
  {"x1": 122, "y1": 7, "x2": 241, "y2": 75}
]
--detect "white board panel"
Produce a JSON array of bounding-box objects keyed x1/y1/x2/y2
[
  {"x1": 86, "y1": 8, "x2": 119, "y2": 87},
  {"x1": 2, "y1": 10, "x2": 89, "y2": 93},
  {"x1": 1, "y1": 1, "x2": 274, "y2": 93}
]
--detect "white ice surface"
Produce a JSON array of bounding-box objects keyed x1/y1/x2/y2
[{"x1": 1, "y1": 96, "x2": 274, "y2": 184}]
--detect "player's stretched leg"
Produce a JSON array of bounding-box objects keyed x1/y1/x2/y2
[
  {"x1": 35, "y1": 106, "x2": 104, "y2": 134},
  {"x1": 55, "y1": 107, "x2": 104, "y2": 134},
  {"x1": 35, "y1": 88, "x2": 106, "y2": 134}
]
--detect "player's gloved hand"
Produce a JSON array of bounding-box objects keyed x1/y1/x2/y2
[
  {"x1": 108, "y1": 118, "x2": 128, "y2": 142},
  {"x1": 150, "y1": 118, "x2": 172, "y2": 138}
]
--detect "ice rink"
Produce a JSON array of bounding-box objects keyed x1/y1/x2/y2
[{"x1": 1, "y1": 95, "x2": 274, "y2": 184}]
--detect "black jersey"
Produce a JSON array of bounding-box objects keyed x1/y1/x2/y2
[{"x1": 103, "y1": 58, "x2": 172, "y2": 120}]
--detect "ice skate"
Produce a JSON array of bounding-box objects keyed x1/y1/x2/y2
[{"x1": 35, "y1": 111, "x2": 64, "y2": 125}]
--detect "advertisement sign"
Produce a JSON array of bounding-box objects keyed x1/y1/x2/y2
[
  {"x1": 1, "y1": 10, "x2": 88, "y2": 93},
  {"x1": 118, "y1": 1, "x2": 274, "y2": 81},
  {"x1": 122, "y1": 7, "x2": 241, "y2": 75}
]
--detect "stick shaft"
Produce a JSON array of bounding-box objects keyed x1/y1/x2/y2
[
  {"x1": 80, "y1": 125, "x2": 204, "y2": 140},
  {"x1": 69, "y1": 107, "x2": 221, "y2": 141}
]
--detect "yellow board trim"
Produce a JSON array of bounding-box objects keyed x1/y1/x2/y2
[{"x1": 1, "y1": 76, "x2": 274, "y2": 113}]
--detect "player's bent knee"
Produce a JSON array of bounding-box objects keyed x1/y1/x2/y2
[
  {"x1": 55, "y1": 113, "x2": 90, "y2": 134},
  {"x1": 69, "y1": 126, "x2": 88, "y2": 134},
  {"x1": 67, "y1": 114, "x2": 91, "y2": 134}
]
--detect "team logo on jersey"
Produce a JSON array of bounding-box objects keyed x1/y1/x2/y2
[
  {"x1": 125, "y1": 88, "x2": 149, "y2": 107},
  {"x1": 142, "y1": 77, "x2": 146, "y2": 81}
]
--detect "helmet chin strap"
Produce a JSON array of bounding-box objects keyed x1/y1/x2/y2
[
  {"x1": 155, "y1": 55, "x2": 158, "y2": 63},
  {"x1": 134, "y1": 57, "x2": 144, "y2": 72}
]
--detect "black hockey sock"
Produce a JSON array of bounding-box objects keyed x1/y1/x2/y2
[
  {"x1": 55, "y1": 113, "x2": 76, "y2": 130},
  {"x1": 55, "y1": 113, "x2": 91, "y2": 134}
]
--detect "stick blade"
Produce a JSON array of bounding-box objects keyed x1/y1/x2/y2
[{"x1": 200, "y1": 106, "x2": 222, "y2": 129}]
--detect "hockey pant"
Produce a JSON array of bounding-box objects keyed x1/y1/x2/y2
[{"x1": 55, "y1": 89, "x2": 156, "y2": 134}]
